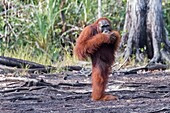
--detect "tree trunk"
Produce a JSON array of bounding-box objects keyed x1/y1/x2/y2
[
  {"x1": 98, "y1": 0, "x2": 102, "y2": 18},
  {"x1": 121, "y1": 0, "x2": 170, "y2": 64}
]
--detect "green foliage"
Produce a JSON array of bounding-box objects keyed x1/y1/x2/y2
[
  {"x1": 30, "y1": 0, "x2": 60, "y2": 50},
  {"x1": 102, "y1": 0, "x2": 126, "y2": 30},
  {"x1": 163, "y1": 0, "x2": 170, "y2": 34}
]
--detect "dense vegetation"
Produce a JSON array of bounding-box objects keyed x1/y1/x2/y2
[{"x1": 0, "y1": 0, "x2": 169, "y2": 66}]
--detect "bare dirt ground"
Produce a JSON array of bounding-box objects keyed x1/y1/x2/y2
[{"x1": 0, "y1": 70, "x2": 170, "y2": 113}]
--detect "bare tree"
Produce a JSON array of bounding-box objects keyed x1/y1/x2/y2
[
  {"x1": 98, "y1": 0, "x2": 102, "y2": 18},
  {"x1": 121, "y1": 0, "x2": 170, "y2": 65}
]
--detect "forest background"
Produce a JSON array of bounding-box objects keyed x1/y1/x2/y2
[{"x1": 0, "y1": 0, "x2": 169, "y2": 68}]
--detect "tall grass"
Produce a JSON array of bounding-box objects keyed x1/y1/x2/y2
[{"x1": 2, "y1": 45, "x2": 52, "y2": 65}]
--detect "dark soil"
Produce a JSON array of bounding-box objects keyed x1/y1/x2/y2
[{"x1": 1, "y1": 71, "x2": 170, "y2": 113}]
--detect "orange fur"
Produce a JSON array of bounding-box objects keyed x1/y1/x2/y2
[{"x1": 74, "y1": 18, "x2": 120, "y2": 101}]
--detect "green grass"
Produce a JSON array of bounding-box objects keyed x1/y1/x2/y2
[
  {"x1": 0, "y1": 45, "x2": 79, "y2": 69},
  {"x1": 1, "y1": 45, "x2": 52, "y2": 66}
]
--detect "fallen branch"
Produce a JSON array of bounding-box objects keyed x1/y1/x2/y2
[
  {"x1": 63, "y1": 66, "x2": 82, "y2": 71},
  {"x1": 0, "y1": 64, "x2": 55, "y2": 74},
  {"x1": 0, "y1": 56, "x2": 57, "y2": 73},
  {"x1": 114, "y1": 63, "x2": 168, "y2": 74},
  {"x1": 0, "y1": 56, "x2": 46, "y2": 68}
]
